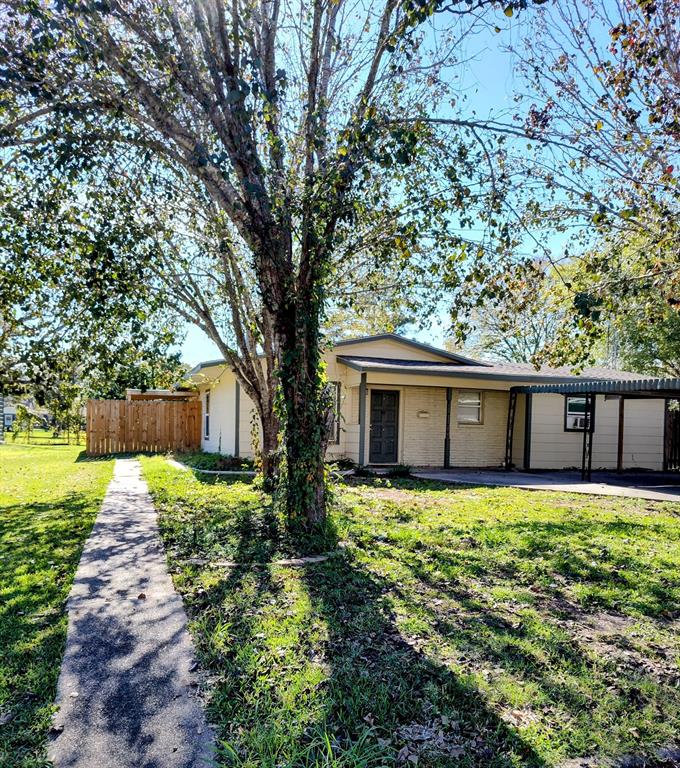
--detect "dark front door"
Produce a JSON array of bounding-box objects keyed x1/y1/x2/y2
[{"x1": 369, "y1": 390, "x2": 399, "y2": 463}]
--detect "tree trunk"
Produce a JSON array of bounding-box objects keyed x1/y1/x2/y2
[
  {"x1": 259, "y1": 408, "x2": 280, "y2": 492},
  {"x1": 275, "y1": 288, "x2": 328, "y2": 529},
  {"x1": 280, "y1": 368, "x2": 327, "y2": 527}
]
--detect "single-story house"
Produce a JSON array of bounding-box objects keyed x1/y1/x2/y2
[
  {"x1": 184, "y1": 333, "x2": 680, "y2": 476},
  {"x1": 1, "y1": 396, "x2": 50, "y2": 429}
]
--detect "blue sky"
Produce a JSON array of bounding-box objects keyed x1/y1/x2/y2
[{"x1": 180, "y1": 12, "x2": 532, "y2": 365}]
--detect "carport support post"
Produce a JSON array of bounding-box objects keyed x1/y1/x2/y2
[
  {"x1": 444, "y1": 387, "x2": 452, "y2": 468},
  {"x1": 505, "y1": 390, "x2": 517, "y2": 470},
  {"x1": 523, "y1": 394, "x2": 532, "y2": 471},
  {"x1": 358, "y1": 372, "x2": 367, "y2": 466},
  {"x1": 581, "y1": 393, "x2": 595, "y2": 481},
  {"x1": 617, "y1": 396, "x2": 625, "y2": 473}
]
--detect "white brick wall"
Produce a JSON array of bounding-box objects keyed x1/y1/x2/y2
[
  {"x1": 450, "y1": 389, "x2": 508, "y2": 468},
  {"x1": 402, "y1": 387, "x2": 447, "y2": 466}
]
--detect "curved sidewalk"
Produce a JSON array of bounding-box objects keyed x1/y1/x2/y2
[{"x1": 49, "y1": 458, "x2": 214, "y2": 768}]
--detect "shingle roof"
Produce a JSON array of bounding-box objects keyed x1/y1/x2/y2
[{"x1": 336, "y1": 356, "x2": 644, "y2": 383}]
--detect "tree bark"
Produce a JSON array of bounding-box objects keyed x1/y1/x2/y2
[
  {"x1": 278, "y1": 342, "x2": 328, "y2": 527},
  {"x1": 273, "y1": 256, "x2": 329, "y2": 528},
  {"x1": 259, "y1": 404, "x2": 280, "y2": 492}
]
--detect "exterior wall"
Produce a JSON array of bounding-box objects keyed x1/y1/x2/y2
[
  {"x1": 350, "y1": 385, "x2": 511, "y2": 468},
  {"x1": 342, "y1": 385, "x2": 360, "y2": 462},
  {"x1": 401, "y1": 387, "x2": 447, "y2": 466},
  {"x1": 197, "y1": 370, "x2": 238, "y2": 455},
  {"x1": 450, "y1": 389, "x2": 508, "y2": 468},
  {"x1": 529, "y1": 394, "x2": 665, "y2": 471},
  {"x1": 621, "y1": 399, "x2": 665, "y2": 469}
]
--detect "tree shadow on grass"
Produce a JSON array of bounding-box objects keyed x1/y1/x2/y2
[
  {"x1": 178, "y1": 488, "x2": 547, "y2": 767},
  {"x1": 297, "y1": 552, "x2": 548, "y2": 768},
  {"x1": 174, "y1": 470, "x2": 680, "y2": 767},
  {"x1": 0, "y1": 494, "x2": 102, "y2": 768}
]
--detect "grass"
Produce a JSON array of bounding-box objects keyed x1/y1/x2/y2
[
  {"x1": 141, "y1": 457, "x2": 680, "y2": 768},
  {"x1": 0, "y1": 443, "x2": 113, "y2": 768},
  {"x1": 5, "y1": 429, "x2": 84, "y2": 447},
  {"x1": 177, "y1": 450, "x2": 256, "y2": 472}
]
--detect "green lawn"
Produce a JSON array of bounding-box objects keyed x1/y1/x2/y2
[
  {"x1": 4, "y1": 429, "x2": 84, "y2": 447},
  {"x1": 142, "y1": 457, "x2": 680, "y2": 768},
  {"x1": 0, "y1": 443, "x2": 113, "y2": 768}
]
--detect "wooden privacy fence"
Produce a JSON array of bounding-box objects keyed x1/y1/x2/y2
[{"x1": 86, "y1": 399, "x2": 202, "y2": 456}]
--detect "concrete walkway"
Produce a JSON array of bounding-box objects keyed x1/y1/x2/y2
[
  {"x1": 49, "y1": 459, "x2": 214, "y2": 768},
  {"x1": 413, "y1": 469, "x2": 680, "y2": 503}
]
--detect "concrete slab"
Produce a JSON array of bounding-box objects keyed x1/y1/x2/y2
[
  {"x1": 49, "y1": 458, "x2": 214, "y2": 768},
  {"x1": 412, "y1": 469, "x2": 680, "y2": 503}
]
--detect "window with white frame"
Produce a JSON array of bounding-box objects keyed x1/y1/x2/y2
[
  {"x1": 326, "y1": 381, "x2": 341, "y2": 444},
  {"x1": 564, "y1": 396, "x2": 591, "y2": 431},
  {"x1": 457, "y1": 391, "x2": 482, "y2": 424},
  {"x1": 204, "y1": 391, "x2": 210, "y2": 438}
]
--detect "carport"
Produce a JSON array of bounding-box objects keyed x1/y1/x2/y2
[{"x1": 507, "y1": 378, "x2": 680, "y2": 481}]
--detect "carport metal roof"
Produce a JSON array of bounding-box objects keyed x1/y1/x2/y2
[{"x1": 511, "y1": 377, "x2": 680, "y2": 397}]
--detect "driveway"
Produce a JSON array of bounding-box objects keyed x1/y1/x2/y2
[{"x1": 412, "y1": 468, "x2": 680, "y2": 503}]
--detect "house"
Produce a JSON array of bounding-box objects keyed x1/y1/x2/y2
[
  {"x1": 184, "y1": 333, "x2": 680, "y2": 475},
  {"x1": 1, "y1": 396, "x2": 50, "y2": 429}
]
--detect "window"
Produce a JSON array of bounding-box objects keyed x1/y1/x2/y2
[
  {"x1": 204, "y1": 392, "x2": 210, "y2": 438},
  {"x1": 564, "y1": 396, "x2": 593, "y2": 431},
  {"x1": 457, "y1": 391, "x2": 482, "y2": 424},
  {"x1": 326, "y1": 381, "x2": 341, "y2": 444}
]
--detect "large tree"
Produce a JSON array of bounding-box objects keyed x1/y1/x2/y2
[
  {"x1": 488, "y1": 0, "x2": 680, "y2": 364},
  {"x1": 0, "y1": 0, "x2": 541, "y2": 525}
]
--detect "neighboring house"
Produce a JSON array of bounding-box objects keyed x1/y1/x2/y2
[
  {"x1": 184, "y1": 333, "x2": 679, "y2": 473},
  {"x1": 2, "y1": 396, "x2": 50, "y2": 429}
]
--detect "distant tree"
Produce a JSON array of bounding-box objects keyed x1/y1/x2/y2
[
  {"x1": 494, "y1": 0, "x2": 680, "y2": 362},
  {"x1": 615, "y1": 306, "x2": 680, "y2": 377},
  {"x1": 85, "y1": 338, "x2": 188, "y2": 400},
  {"x1": 11, "y1": 404, "x2": 38, "y2": 443},
  {"x1": 461, "y1": 297, "x2": 563, "y2": 364}
]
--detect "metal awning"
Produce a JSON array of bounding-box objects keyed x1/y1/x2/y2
[{"x1": 512, "y1": 378, "x2": 680, "y2": 397}]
